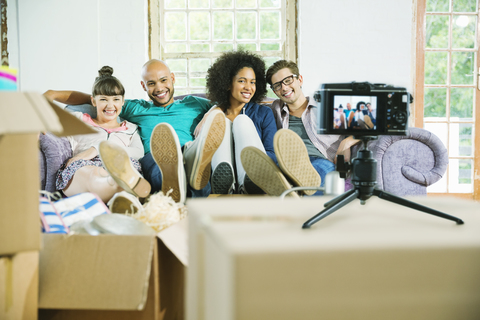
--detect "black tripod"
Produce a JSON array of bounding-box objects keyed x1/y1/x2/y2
[{"x1": 302, "y1": 136, "x2": 464, "y2": 229}]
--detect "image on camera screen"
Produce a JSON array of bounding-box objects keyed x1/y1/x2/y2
[{"x1": 333, "y1": 96, "x2": 377, "y2": 131}]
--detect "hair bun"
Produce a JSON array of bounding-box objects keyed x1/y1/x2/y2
[{"x1": 98, "y1": 66, "x2": 114, "y2": 78}]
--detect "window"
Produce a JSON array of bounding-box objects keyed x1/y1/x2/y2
[
  {"x1": 149, "y1": 0, "x2": 296, "y2": 96},
  {"x1": 415, "y1": 0, "x2": 480, "y2": 199}
]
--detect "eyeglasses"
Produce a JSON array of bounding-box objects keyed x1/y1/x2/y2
[{"x1": 271, "y1": 74, "x2": 298, "y2": 92}]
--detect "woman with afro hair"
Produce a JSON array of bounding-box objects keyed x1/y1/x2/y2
[{"x1": 195, "y1": 49, "x2": 277, "y2": 194}]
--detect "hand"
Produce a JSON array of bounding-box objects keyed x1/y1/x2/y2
[
  {"x1": 193, "y1": 106, "x2": 223, "y2": 138},
  {"x1": 65, "y1": 147, "x2": 98, "y2": 167},
  {"x1": 335, "y1": 136, "x2": 360, "y2": 164}
]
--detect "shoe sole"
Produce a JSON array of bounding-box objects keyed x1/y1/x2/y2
[
  {"x1": 274, "y1": 129, "x2": 321, "y2": 196},
  {"x1": 110, "y1": 197, "x2": 139, "y2": 214},
  {"x1": 211, "y1": 162, "x2": 235, "y2": 194},
  {"x1": 99, "y1": 142, "x2": 151, "y2": 198},
  {"x1": 241, "y1": 146, "x2": 298, "y2": 198},
  {"x1": 150, "y1": 124, "x2": 185, "y2": 203},
  {"x1": 190, "y1": 112, "x2": 226, "y2": 190}
]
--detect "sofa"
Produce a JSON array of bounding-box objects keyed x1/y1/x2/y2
[{"x1": 39, "y1": 98, "x2": 448, "y2": 198}]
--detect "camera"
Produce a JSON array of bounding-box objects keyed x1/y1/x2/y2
[{"x1": 314, "y1": 82, "x2": 411, "y2": 136}]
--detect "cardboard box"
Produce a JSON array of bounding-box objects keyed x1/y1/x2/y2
[
  {"x1": 187, "y1": 196, "x2": 480, "y2": 320},
  {"x1": 38, "y1": 232, "x2": 186, "y2": 320},
  {"x1": 0, "y1": 251, "x2": 39, "y2": 320},
  {"x1": 0, "y1": 92, "x2": 95, "y2": 255}
]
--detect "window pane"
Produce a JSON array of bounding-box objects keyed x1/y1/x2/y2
[
  {"x1": 260, "y1": 11, "x2": 280, "y2": 40},
  {"x1": 424, "y1": 87, "x2": 447, "y2": 118},
  {"x1": 424, "y1": 52, "x2": 448, "y2": 84},
  {"x1": 165, "y1": 12, "x2": 187, "y2": 40},
  {"x1": 449, "y1": 123, "x2": 473, "y2": 156},
  {"x1": 190, "y1": 12, "x2": 210, "y2": 41},
  {"x1": 190, "y1": 58, "x2": 211, "y2": 72},
  {"x1": 175, "y1": 77, "x2": 188, "y2": 87},
  {"x1": 452, "y1": 15, "x2": 476, "y2": 48},
  {"x1": 260, "y1": 0, "x2": 281, "y2": 8},
  {"x1": 213, "y1": 11, "x2": 234, "y2": 40},
  {"x1": 165, "y1": 44, "x2": 187, "y2": 53},
  {"x1": 213, "y1": 0, "x2": 233, "y2": 8},
  {"x1": 453, "y1": 0, "x2": 477, "y2": 12},
  {"x1": 264, "y1": 56, "x2": 281, "y2": 69},
  {"x1": 191, "y1": 77, "x2": 207, "y2": 87},
  {"x1": 214, "y1": 43, "x2": 234, "y2": 51},
  {"x1": 451, "y1": 51, "x2": 474, "y2": 84},
  {"x1": 236, "y1": 0, "x2": 256, "y2": 9},
  {"x1": 426, "y1": 16, "x2": 449, "y2": 48},
  {"x1": 190, "y1": 43, "x2": 210, "y2": 52},
  {"x1": 450, "y1": 87, "x2": 474, "y2": 120},
  {"x1": 165, "y1": 0, "x2": 186, "y2": 9},
  {"x1": 260, "y1": 43, "x2": 280, "y2": 51},
  {"x1": 448, "y1": 159, "x2": 473, "y2": 192},
  {"x1": 238, "y1": 43, "x2": 257, "y2": 51},
  {"x1": 427, "y1": 175, "x2": 447, "y2": 192},
  {"x1": 166, "y1": 59, "x2": 187, "y2": 72},
  {"x1": 236, "y1": 12, "x2": 257, "y2": 39},
  {"x1": 189, "y1": 0, "x2": 209, "y2": 9},
  {"x1": 175, "y1": 89, "x2": 188, "y2": 96},
  {"x1": 426, "y1": 0, "x2": 449, "y2": 12},
  {"x1": 424, "y1": 122, "x2": 448, "y2": 148}
]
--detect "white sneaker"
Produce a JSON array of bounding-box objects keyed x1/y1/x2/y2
[
  {"x1": 107, "y1": 191, "x2": 143, "y2": 214},
  {"x1": 183, "y1": 110, "x2": 225, "y2": 190}
]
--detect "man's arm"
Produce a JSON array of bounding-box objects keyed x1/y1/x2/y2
[{"x1": 43, "y1": 90, "x2": 92, "y2": 105}]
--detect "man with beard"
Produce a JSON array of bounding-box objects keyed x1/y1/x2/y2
[{"x1": 44, "y1": 59, "x2": 225, "y2": 203}]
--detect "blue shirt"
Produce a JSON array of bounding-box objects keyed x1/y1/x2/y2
[
  {"x1": 242, "y1": 102, "x2": 278, "y2": 163},
  {"x1": 120, "y1": 96, "x2": 211, "y2": 153}
]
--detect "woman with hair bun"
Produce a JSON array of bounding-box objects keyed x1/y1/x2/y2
[
  {"x1": 45, "y1": 66, "x2": 150, "y2": 205},
  {"x1": 195, "y1": 49, "x2": 277, "y2": 194}
]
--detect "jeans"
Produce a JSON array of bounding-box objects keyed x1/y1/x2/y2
[
  {"x1": 309, "y1": 156, "x2": 335, "y2": 196},
  {"x1": 140, "y1": 152, "x2": 211, "y2": 198}
]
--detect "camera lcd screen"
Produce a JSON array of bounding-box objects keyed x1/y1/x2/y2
[{"x1": 333, "y1": 95, "x2": 377, "y2": 131}]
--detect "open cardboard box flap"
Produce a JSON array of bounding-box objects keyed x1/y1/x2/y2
[
  {"x1": 157, "y1": 218, "x2": 188, "y2": 266},
  {"x1": 38, "y1": 234, "x2": 156, "y2": 310},
  {"x1": 0, "y1": 91, "x2": 95, "y2": 256},
  {"x1": 0, "y1": 91, "x2": 95, "y2": 136}
]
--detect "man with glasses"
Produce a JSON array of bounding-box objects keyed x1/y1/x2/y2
[{"x1": 242, "y1": 60, "x2": 350, "y2": 196}]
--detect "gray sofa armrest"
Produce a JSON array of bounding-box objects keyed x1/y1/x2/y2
[
  {"x1": 39, "y1": 133, "x2": 72, "y2": 193},
  {"x1": 352, "y1": 127, "x2": 447, "y2": 196}
]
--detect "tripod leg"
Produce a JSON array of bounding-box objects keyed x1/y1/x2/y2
[
  {"x1": 303, "y1": 189, "x2": 360, "y2": 229},
  {"x1": 323, "y1": 189, "x2": 357, "y2": 208},
  {"x1": 373, "y1": 189, "x2": 464, "y2": 225}
]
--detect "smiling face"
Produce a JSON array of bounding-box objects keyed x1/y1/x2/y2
[
  {"x1": 229, "y1": 67, "x2": 256, "y2": 107},
  {"x1": 141, "y1": 60, "x2": 175, "y2": 107},
  {"x1": 91, "y1": 95, "x2": 124, "y2": 123},
  {"x1": 270, "y1": 67, "x2": 304, "y2": 106}
]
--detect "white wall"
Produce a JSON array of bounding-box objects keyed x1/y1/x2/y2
[
  {"x1": 7, "y1": 0, "x2": 413, "y2": 100},
  {"x1": 298, "y1": 0, "x2": 414, "y2": 98},
  {"x1": 9, "y1": 0, "x2": 148, "y2": 99}
]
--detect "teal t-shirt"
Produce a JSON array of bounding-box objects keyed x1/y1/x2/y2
[{"x1": 120, "y1": 96, "x2": 212, "y2": 153}]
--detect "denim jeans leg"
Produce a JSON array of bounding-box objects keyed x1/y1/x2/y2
[
  {"x1": 309, "y1": 156, "x2": 335, "y2": 196},
  {"x1": 187, "y1": 182, "x2": 212, "y2": 198},
  {"x1": 140, "y1": 153, "x2": 163, "y2": 194}
]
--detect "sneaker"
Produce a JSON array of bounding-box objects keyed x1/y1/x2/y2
[
  {"x1": 240, "y1": 146, "x2": 299, "y2": 198},
  {"x1": 274, "y1": 129, "x2": 321, "y2": 196},
  {"x1": 107, "y1": 191, "x2": 143, "y2": 214},
  {"x1": 184, "y1": 110, "x2": 225, "y2": 190},
  {"x1": 242, "y1": 174, "x2": 265, "y2": 195},
  {"x1": 211, "y1": 162, "x2": 235, "y2": 194},
  {"x1": 99, "y1": 141, "x2": 151, "y2": 198},
  {"x1": 150, "y1": 123, "x2": 186, "y2": 203}
]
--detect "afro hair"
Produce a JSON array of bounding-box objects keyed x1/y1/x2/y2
[{"x1": 206, "y1": 49, "x2": 267, "y2": 107}]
